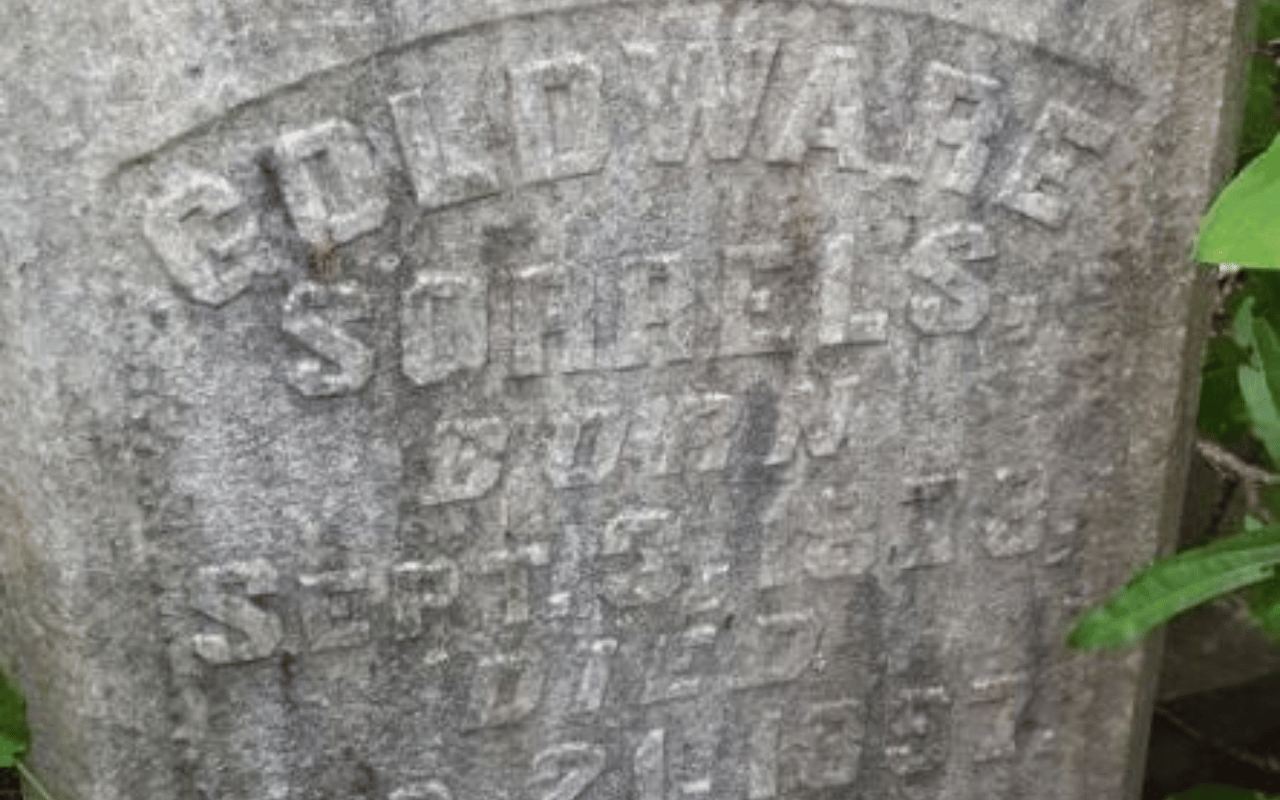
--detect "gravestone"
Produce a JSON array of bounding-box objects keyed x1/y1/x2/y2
[{"x1": 0, "y1": 2, "x2": 1254, "y2": 800}]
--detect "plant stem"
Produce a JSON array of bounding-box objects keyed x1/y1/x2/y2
[{"x1": 15, "y1": 760, "x2": 56, "y2": 800}]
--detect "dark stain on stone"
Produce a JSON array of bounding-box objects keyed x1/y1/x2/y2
[{"x1": 480, "y1": 218, "x2": 537, "y2": 266}]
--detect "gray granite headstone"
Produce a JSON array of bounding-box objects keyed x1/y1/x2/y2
[{"x1": 0, "y1": 2, "x2": 1254, "y2": 799}]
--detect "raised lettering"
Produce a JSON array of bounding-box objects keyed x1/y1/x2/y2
[
  {"x1": 909, "y1": 62, "x2": 1004, "y2": 196},
  {"x1": 298, "y1": 568, "x2": 371, "y2": 652},
  {"x1": 545, "y1": 405, "x2": 629, "y2": 488},
  {"x1": 968, "y1": 673, "x2": 1028, "y2": 762},
  {"x1": 474, "y1": 543, "x2": 551, "y2": 628},
  {"x1": 884, "y1": 686, "x2": 951, "y2": 776},
  {"x1": 510, "y1": 54, "x2": 609, "y2": 184},
  {"x1": 766, "y1": 377, "x2": 860, "y2": 465},
  {"x1": 734, "y1": 611, "x2": 819, "y2": 688},
  {"x1": 467, "y1": 647, "x2": 546, "y2": 728},
  {"x1": 978, "y1": 467, "x2": 1047, "y2": 558},
  {"x1": 273, "y1": 119, "x2": 389, "y2": 246},
  {"x1": 766, "y1": 46, "x2": 865, "y2": 166},
  {"x1": 391, "y1": 558, "x2": 461, "y2": 645},
  {"x1": 190, "y1": 559, "x2": 283, "y2": 664},
  {"x1": 573, "y1": 638, "x2": 618, "y2": 713},
  {"x1": 143, "y1": 170, "x2": 271, "y2": 306},
  {"x1": 281, "y1": 280, "x2": 374, "y2": 397},
  {"x1": 747, "y1": 709, "x2": 781, "y2": 799},
  {"x1": 419, "y1": 417, "x2": 509, "y2": 506},
  {"x1": 600, "y1": 508, "x2": 682, "y2": 607},
  {"x1": 642, "y1": 623, "x2": 719, "y2": 703},
  {"x1": 795, "y1": 699, "x2": 866, "y2": 788},
  {"x1": 389, "y1": 86, "x2": 500, "y2": 210},
  {"x1": 998, "y1": 101, "x2": 1115, "y2": 228},
  {"x1": 625, "y1": 37, "x2": 777, "y2": 163},
  {"x1": 511, "y1": 262, "x2": 594, "y2": 376},
  {"x1": 390, "y1": 781, "x2": 452, "y2": 800},
  {"x1": 528, "y1": 743, "x2": 607, "y2": 800},
  {"x1": 598, "y1": 252, "x2": 695, "y2": 369},
  {"x1": 760, "y1": 482, "x2": 880, "y2": 586},
  {"x1": 818, "y1": 234, "x2": 889, "y2": 346},
  {"x1": 635, "y1": 729, "x2": 666, "y2": 800},
  {"x1": 906, "y1": 223, "x2": 994, "y2": 335},
  {"x1": 894, "y1": 476, "x2": 959, "y2": 569},
  {"x1": 677, "y1": 393, "x2": 738, "y2": 473},
  {"x1": 401, "y1": 269, "x2": 488, "y2": 386},
  {"x1": 720, "y1": 243, "x2": 794, "y2": 356}
]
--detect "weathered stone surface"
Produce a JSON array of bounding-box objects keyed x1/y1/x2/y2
[{"x1": 0, "y1": 2, "x2": 1253, "y2": 800}]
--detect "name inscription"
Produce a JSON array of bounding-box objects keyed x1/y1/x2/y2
[{"x1": 124, "y1": 3, "x2": 1128, "y2": 798}]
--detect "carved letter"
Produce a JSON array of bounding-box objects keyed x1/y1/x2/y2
[
  {"x1": 998, "y1": 101, "x2": 1114, "y2": 228},
  {"x1": 143, "y1": 170, "x2": 271, "y2": 306},
  {"x1": 282, "y1": 280, "x2": 374, "y2": 397},
  {"x1": 529, "y1": 743, "x2": 607, "y2": 800},
  {"x1": 748, "y1": 709, "x2": 781, "y2": 799},
  {"x1": 510, "y1": 54, "x2": 609, "y2": 184},
  {"x1": 634, "y1": 729, "x2": 666, "y2": 800},
  {"x1": 389, "y1": 86, "x2": 500, "y2": 210},
  {"x1": 298, "y1": 568, "x2": 371, "y2": 652},
  {"x1": 191, "y1": 559, "x2": 283, "y2": 664},
  {"x1": 545, "y1": 405, "x2": 629, "y2": 488},
  {"x1": 391, "y1": 557, "x2": 461, "y2": 641},
  {"x1": 467, "y1": 647, "x2": 546, "y2": 728},
  {"x1": 573, "y1": 639, "x2": 618, "y2": 713},
  {"x1": 600, "y1": 508, "x2": 682, "y2": 607},
  {"x1": 720, "y1": 243, "x2": 794, "y2": 357},
  {"x1": 968, "y1": 673, "x2": 1028, "y2": 762},
  {"x1": 625, "y1": 37, "x2": 777, "y2": 163},
  {"x1": 818, "y1": 234, "x2": 889, "y2": 347},
  {"x1": 766, "y1": 46, "x2": 870, "y2": 168},
  {"x1": 390, "y1": 781, "x2": 452, "y2": 800},
  {"x1": 909, "y1": 62, "x2": 1004, "y2": 196},
  {"x1": 978, "y1": 467, "x2": 1047, "y2": 558},
  {"x1": 511, "y1": 262, "x2": 595, "y2": 376},
  {"x1": 884, "y1": 686, "x2": 951, "y2": 776},
  {"x1": 766, "y1": 377, "x2": 861, "y2": 465},
  {"x1": 794, "y1": 700, "x2": 866, "y2": 788},
  {"x1": 906, "y1": 223, "x2": 994, "y2": 336},
  {"x1": 642, "y1": 623, "x2": 720, "y2": 703},
  {"x1": 420, "y1": 417, "x2": 509, "y2": 505},
  {"x1": 598, "y1": 252, "x2": 695, "y2": 369},
  {"x1": 894, "y1": 476, "x2": 959, "y2": 569},
  {"x1": 274, "y1": 119, "x2": 389, "y2": 246},
  {"x1": 735, "y1": 611, "x2": 820, "y2": 688},
  {"x1": 677, "y1": 393, "x2": 739, "y2": 473},
  {"x1": 474, "y1": 543, "x2": 551, "y2": 628},
  {"x1": 402, "y1": 269, "x2": 488, "y2": 386}
]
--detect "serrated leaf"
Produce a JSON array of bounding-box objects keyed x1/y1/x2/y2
[
  {"x1": 1239, "y1": 364, "x2": 1280, "y2": 465},
  {"x1": 1066, "y1": 525, "x2": 1280, "y2": 649},
  {"x1": 1166, "y1": 786, "x2": 1280, "y2": 800},
  {"x1": 1197, "y1": 133, "x2": 1280, "y2": 270},
  {"x1": 0, "y1": 668, "x2": 28, "y2": 768}
]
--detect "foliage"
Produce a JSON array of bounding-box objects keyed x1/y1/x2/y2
[
  {"x1": 0, "y1": 669, "x2": 53, "y2": 800},
  {"x1": 1070, "y1": 2, "x2": 1280, "y2": 650},
  {"x1": 1165, "y1": 786, "x2": 1280, "y2": 800}
]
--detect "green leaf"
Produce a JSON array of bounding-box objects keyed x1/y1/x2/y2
[
  {"x1": 1165, "y1": 785, "x2": 1280, "y2": 800},
  {"x1": 1234, "y1": 295, "x2": 1260, "y2": 355},
  {"x1": 1199, "y1": 336, "x2": 1252, "y2": 442},
  {"x1": 1066, "y1": 524, "x2": 1280, "y2": 649},
  {"x1": 0, "y1": 668, "x2": 28, "y2": 768},
  {"x1": 1246, "y1": 570, "x2": 1280, "y2": 635},
  {"x1": 1239, "y1": 364, "x2": 1280, "y2": 465},
  {"x1": 1196, "y1": 133, "x2": 1280, "y2": 269},
  {"x1": 1238, "y1": 55, "x2": 1280, "y2": 166}
]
